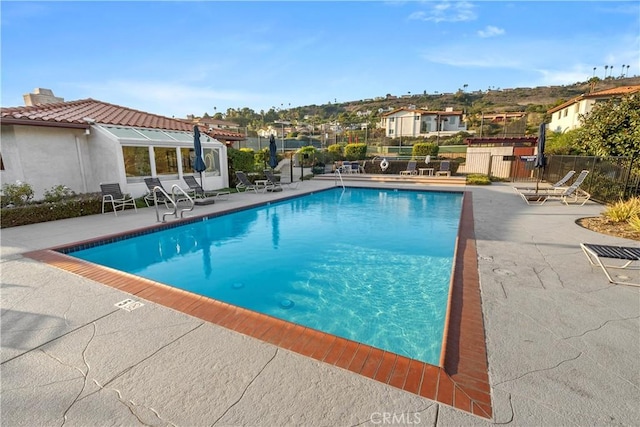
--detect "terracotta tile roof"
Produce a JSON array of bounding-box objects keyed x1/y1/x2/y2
[
  {"x1": 547, "y1": 85, "x2": 640, "y2": 114},
  {"x1": 587, "y1": 84, "x2": 640, "y2": 97},
  {"x1": 1, "y1": 98, "x2": 245, "y2": 141}
]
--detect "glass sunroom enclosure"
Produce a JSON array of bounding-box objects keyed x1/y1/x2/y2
[{"x1": 99, "y1": 125, "x2": 224, "y2": 184}]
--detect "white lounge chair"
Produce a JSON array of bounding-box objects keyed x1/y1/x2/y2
[
  {"x1": 580, "y1": 243, "x2": 640, "y2": 287},
  {"x1": 235, "y1": 171, "x2": 260, "y2": 193},
  {"x1": 100, "y1": 183, "x2": 137, "y2": 216},
  {"x1": 514, "y1": 170, "x2": 576, "y2": 193},
  {"x1": 518, "y1": 170, "x2": 590, "y2": 205}
]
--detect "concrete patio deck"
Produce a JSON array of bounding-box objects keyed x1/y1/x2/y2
[{"x1": 1, "y1": 179, "x2": 638, "y2": 426}]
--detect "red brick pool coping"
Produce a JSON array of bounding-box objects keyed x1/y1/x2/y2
[{"x1": 24, "y1": 191, "x2": 492, "y2": 419}]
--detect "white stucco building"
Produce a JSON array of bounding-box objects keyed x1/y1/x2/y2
[
  {"x1": 547, "y1": 85, "x2": 640, "y2": 133},
  {"x1": 1, "y1": 90, "x2": 234, "y2": 199},
  {"x1": 379, "y1": 107, "x2": 468, "y2": 138}
]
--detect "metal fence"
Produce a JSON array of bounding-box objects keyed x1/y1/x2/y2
[
  {"x1": 461, "y1": 152, "x2": 639, "y2": 203},
  {"x1": 542, "y1": 155, "x2": 639, "y2": 203}
]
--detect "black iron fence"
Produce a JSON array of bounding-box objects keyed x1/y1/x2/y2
[{"x1": 541, "y1": 155, "x2": 638, "y2": 204}]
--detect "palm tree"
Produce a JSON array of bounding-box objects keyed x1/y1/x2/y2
[
  {"x1": 593, "y1": 67, "x2": 596, "y2": 77},
  {"x1": 621, "y1": 64, "x2": 625, "y2": 77},
  {"x1": 626, "y1": 65, "x2": 630, "y2": 77},
  {"x1": 604, "y1": 65, "x2": 608, "y2": 79}
]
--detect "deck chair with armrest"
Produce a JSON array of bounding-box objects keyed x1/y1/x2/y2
[
  {"x1": 518, "y1": 170, "x2": 590, "y2": 205},
  {"x1": 100, "y1": 183, "x2": 137, "y2": 216},
  {"x1": 263, "y1": 169, "x2": 290, "y2": 192},
  {"x1": 400, "y1": 160, "x2": 418, "y2": 176},
  {"x1": 183, "y1": 175, "x2": 229, "y2": 200},
  {"x1": 144, "y1": 177, "x2": 186, "y2": 207},
  {"x1": 235, "y1": 171, "x2": 261, "y2": 193},
  {"x1": 580, "y1": 243, "x2": 640, "y2": 287},
  {"x1": 436, "y1": 160, "x2": 451, "y2": 177},
  {"x1": 514, "y1": 170, "x2": 576, "y2": 193}
]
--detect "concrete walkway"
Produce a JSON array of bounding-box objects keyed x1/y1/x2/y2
[{"x1": 1, "y1": 180, "x2": 638, "y2": 426}]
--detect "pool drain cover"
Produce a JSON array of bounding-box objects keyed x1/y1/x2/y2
[
  {"x1": 115, "y1": 299, "x2": 144, "y2": 312},
  {"x1": 280, "y1": 299, "x2": 294, "y2": 309}
]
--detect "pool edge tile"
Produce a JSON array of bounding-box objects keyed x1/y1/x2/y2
[{"x1": 22, "y1": 189, "x2": 493, "y2": 421}]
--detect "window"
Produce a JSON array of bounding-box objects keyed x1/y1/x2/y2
[
  {"x1": 108, "y1": 127, "x2": 147, "y2": 139},
  {"x1": 137, "y1": 129, "x2": 177, "y2": 141},
  {"x1": 563, "y1": 109, "x2": 568, "y2": 117},
  {"x1": 181, "y1": 147, "x2": 196, "y2": 173},
  {"x1": 449, "y1": 117, "x2": 457, "y2": 125},
  {"x1": 389, "y1": 129, "x2": 394, "y2": 135},
  {"x1": 389, "y1": 117, "x2": 395, "y2": 122},
  {"x1": 123, "y1": 146, "x2": 151, "y2": 178},
  {"x1": 154, "y1": 147, "x2": 179, "y2": 176},
  {"x1": 203, "y1": 148, "x2": 221, "y2": 176},
  {"x1": 415, "y1": 116, "x2": 420, "y2": 121}
]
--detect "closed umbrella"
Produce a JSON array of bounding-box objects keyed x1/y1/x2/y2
[
  {"x1": 534, "y1": 122, "x2": 546, "y2": 192},
  {"x1": 193, "y1": 125, "x2": 207, "y2": 187},
  {"x1": 268, "y1": 134, "x2": 278, "y2": 169}
]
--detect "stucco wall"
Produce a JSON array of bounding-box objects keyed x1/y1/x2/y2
[
  {"x1": 1, "y1": 124, "x2": 230, "y2": 200},
  {"x1": 1, "y1": 125, "x2": 94, "y2": 199}
]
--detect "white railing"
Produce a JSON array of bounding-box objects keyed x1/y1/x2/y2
[{"x1": 334, "y1": 169, "x2": 345, "y2": 189}]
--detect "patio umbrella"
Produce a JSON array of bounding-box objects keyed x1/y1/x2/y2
[
  {"x1": 534, "y1": 122, "x2": 546, "y2": 192},
  {"x1": 268, "y1": 134, "x2": 278, "y2": 169},
  {"x1": 193, "y1": 125, "x2": 207, "y2": 187}
]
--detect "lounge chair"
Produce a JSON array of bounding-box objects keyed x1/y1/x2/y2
[
  {"x1": 338, "y1": 161, "x2": 351, "y2": 174},
  {"x1": 400, "y1": 160, "x2": 418, "y2": 176},
  {"x1": 264, "y1": 169, "x2": 294, "y2": 191},
  {"x1": 350, "y1": 162, "x2": 362, "y2": 174},
  {"x1": 100, "y1": 183, "x2": 137, "y2": 216},
  {"x1": 514, "y1": 170, "x2": 576, "y2": 193},
  {"x1": 144, "y1": 177, "x2": 189, "y2": 207},
  {"x1": 580, "y1": 243, "x2": 640, "y2": 287},
  {"x1": 235, "y1": 171, "x2": 260, "y2": 193},
  {"x1": 436, "y1": 160, "x2": 451, "y2": 177},
  {"x1": 518, "y1": 170, "x2": 590, "y2": 205},
  {"x1": 183, "y1": 175, "x2": 229, "y2": 200}
]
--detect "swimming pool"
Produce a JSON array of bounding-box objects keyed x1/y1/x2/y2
[{"x1": 70, "y1": 188, "x2": 463, "y2": 365}]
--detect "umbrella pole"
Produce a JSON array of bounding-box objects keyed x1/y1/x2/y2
[{"x1": 200, "y1": 171, "x2": 204, "y2": 189}]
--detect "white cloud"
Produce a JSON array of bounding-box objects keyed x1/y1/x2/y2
[
  {"x1": 408, "y1": 1, "x2": 476, "y2": 23},
  {"x1": 477, "y1": 25, "x2": 505, "y2": 38}
]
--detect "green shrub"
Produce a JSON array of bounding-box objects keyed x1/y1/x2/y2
[
  {"x1": 1, "y1": 181, "x2": 34, "y2": 206},
  {"x1": 466, "y1": 174, "x2": 491, "y2": 185},
  {"x1": 43, "y1": 185, "x2": 76, "y2": 203},
  {"x1": 1, "y1": 193, "x2": 102, "y2": 228},
  {"x1": 297, "y1": 146, "x2": 317, "y2": 166},
  {"x1": 228, "y1": 147, "x2": 256, "y2": 173},
  {"x1": 629, "y1": 215, "x2": 640, "y2": 232},
  {"x1": 344, "y1": 143, "x2": 367, "y2": 160},
  {"x1": 412, "y1": 142, "x2": 439, "y2": 158},
  {"x1": 327, "y1": 144, "x2": 344, "y2": 160}
]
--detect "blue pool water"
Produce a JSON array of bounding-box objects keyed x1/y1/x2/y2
[{"x1": 71, "y1": 188, "x2": 463, "y2": 365}]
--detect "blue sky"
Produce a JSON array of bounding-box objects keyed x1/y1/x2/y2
[{"x1": 2, "y1": 1, "x2": 639, "y2": 118}]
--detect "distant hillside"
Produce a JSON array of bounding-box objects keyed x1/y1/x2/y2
[{"x1": 336, "y1": 76, "x2": 640, "y2": 115}]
